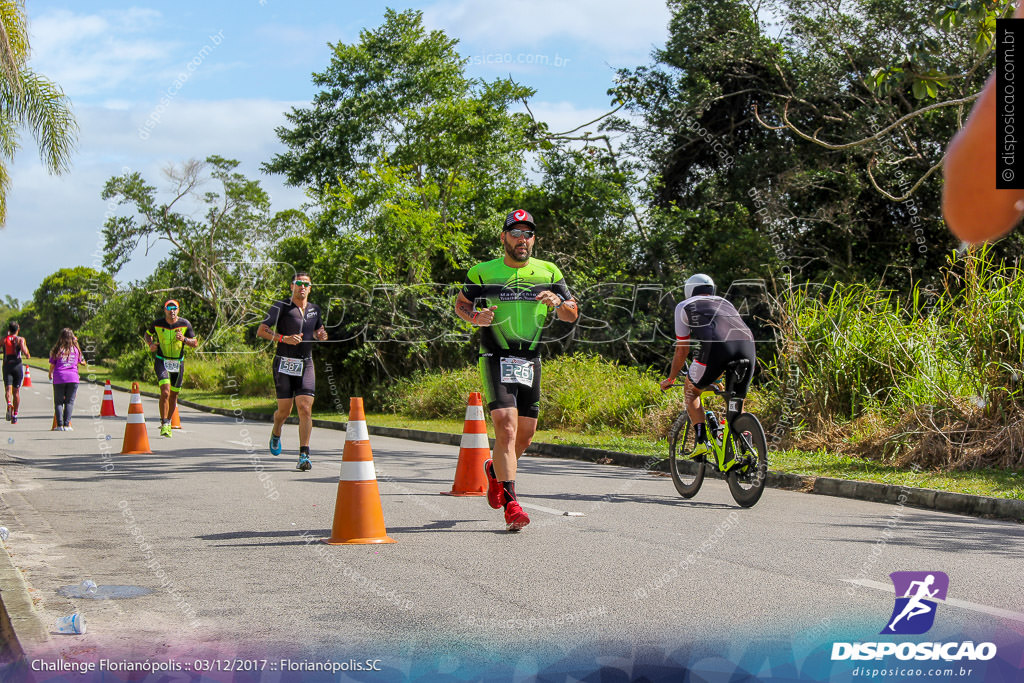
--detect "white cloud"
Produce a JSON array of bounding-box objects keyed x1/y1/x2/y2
[
  {"x1": 3, "y1": 98, "x2": 306, "y2": 299},
  {"x1": 28, "y1": 8, "x2": 179, "y2": 98},
  {"x1": 423, "y1": 0, "x2": 670, "y2": 63}
]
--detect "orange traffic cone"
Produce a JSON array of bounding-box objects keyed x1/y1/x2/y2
[
  {"x1": 322, "y1": 397, "x2": 396, "y2": 545},
  {"x1": 170, "y1": 404, "x2": 181, "y2": 429},
  {"x1": 100, "y1": 380, "x2": 117, "y2": 417},
  {"x1": 441, "y1": 391, "x2": 490, "y2": 496},
  {"x1": 22, "y1": 366, "x2": 32, "y2": 387},
  {"x1": 120, "y1": 382, "x2": 152, "y2": 454},
  {"x1": 51, "y1": 414, "x2": 58, "y2": 431}
]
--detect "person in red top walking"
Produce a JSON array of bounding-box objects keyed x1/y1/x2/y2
[{"x1": 3, "y1": 321, "x2": 31, "y2": 424}]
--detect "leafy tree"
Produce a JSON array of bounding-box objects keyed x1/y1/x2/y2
[
  {"x1": 101, "y1": 156, "x2": 282, "y2": 342},
  {"x1": 610, "y1": 0, "x2": 972, "y2": 287},
  {"x1": 265, "y1": 9, "x2": 533, "y2": 194},
  {"x1": 753, "y1": 0, "x2": 1009, "y2": 201},
  {"x1": 0, "y1": 293, "x2": 20, "y2": 329},
  {"x1": 0, "y1": 0, "x2": 78, "y2": 224},
  {"x1": 30, "y1": 267, "x2": 114, "y2": 351},
  {"x1": 263, "y1": 9, "x2": 544, "y2": 398}
]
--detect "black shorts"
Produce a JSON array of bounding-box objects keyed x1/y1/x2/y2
[
  {"x1": 687, "y1": 339, "x2": 756, "y2": 397},
  {"x1": 3, "y1": 361, "x2": 24, "y2": 388},
  {"x1": 154, "y1": 358, "x2": 185, "y2": 392},
  {"x1": 273, "y1": 356, "x2": 315, "y2": 400},
  {"x1": 478, "y1": 353, "x2": 541, "y2": 419}
]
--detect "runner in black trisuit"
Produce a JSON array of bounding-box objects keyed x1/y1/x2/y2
[
  {"x1": 660, "y1": 274, "x2": 756, "y2": 458},
  {"x1": 3, "y1": 321, "x2": 30, "y2": 424},
  {"x1": 256, "y1": 272, "x2": 327, "y2": 471}
]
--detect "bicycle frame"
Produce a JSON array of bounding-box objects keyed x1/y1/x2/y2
[
  {"x1": 693, "y1": 359, "x2": 753, "y2": 472},
  {"x1": 698, "y1": 388, "x2": 744, "y2": 473}
]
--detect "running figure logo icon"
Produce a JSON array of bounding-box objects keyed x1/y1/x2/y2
[{"x1": 882, "y1": 571, "x2": 949, "y2": 635}]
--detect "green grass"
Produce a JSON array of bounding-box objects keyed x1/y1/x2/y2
[
  {"x1": 352, "y1": 413, "x2": 1024, "y2": 500},
  {"x1": 24, "y1": 356, "x2": 1023, "y2": 500}
]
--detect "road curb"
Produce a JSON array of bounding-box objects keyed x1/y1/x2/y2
[
  {"x1": 0, "y1": 540, "x2": 48, "y2": 659},
  {"x1": 90, "y1": 377, "x2": 1023, "y2": 522}
]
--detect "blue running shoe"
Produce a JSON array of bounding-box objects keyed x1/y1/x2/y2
[
  {"x1": 269, "y1": 433, "x2": 282, "y2": 456},
  {"x1": 296, "y1": 453, "x2": 311, "y2": 471}
]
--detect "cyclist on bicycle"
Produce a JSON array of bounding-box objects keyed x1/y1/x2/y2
[{"x1": 660, "y1": 274, "x2": 756, "y2": 459}]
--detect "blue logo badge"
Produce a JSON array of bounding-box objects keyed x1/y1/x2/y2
[{"x1": 881, "y1": 571, "x2": 949, "y2": 635}]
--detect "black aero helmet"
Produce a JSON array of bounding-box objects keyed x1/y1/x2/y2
[{"x1": 504, "y1": 209, "x2": 536, "y2": 231}]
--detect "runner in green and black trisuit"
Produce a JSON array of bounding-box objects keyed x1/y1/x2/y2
[
  {"x1": 144, "y1": 300, "x2": 198, "y2": 438},
  {"x1": 454, "y1": 209, "x2": 579, "y2": 532}
]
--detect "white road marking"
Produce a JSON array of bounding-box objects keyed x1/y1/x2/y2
[
  {"x1": 520, "y1": 502, "x2": 585, "y2": 517},
  {"x1": 843, "y1": 578, "x2": 1024, "y2": 623}
]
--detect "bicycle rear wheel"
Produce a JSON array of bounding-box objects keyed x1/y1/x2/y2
[
  {"x1": 668, "y1": 412, "x2": 705, "y2": 498},
  {"x1": 725, "y1": 413, "x2": 768, "y2": 507}
]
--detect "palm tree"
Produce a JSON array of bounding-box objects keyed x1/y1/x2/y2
[{"x1": 0, "y1": 0, "x2": 77, "y2": 225}]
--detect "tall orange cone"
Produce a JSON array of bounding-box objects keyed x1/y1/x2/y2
[
  {"x1": 322, "y1": 397, "x2": 396, "y2": 545},
  {"x1": 170, "y1": 404, "x2": 182, "y2": 429},
  {"x1": 441, "y1": 391, "x2": 490, "y2": 496},
  {"x1": 120, "y1": 382, "x2": 152, "y2": 454},
  {"x1": 51, "y1": 414, "x2": 58, "y2": 431},
  {"x1": 22, "y1": 366, "x2": 32, "y2": 387},
  {"x1": 100, "y1": 380, "x2": 117, "y2": 417}
]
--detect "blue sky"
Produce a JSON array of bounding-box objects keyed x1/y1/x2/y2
[{"x1": 2, "y1": 0, "x2": 670, "y2": 302}]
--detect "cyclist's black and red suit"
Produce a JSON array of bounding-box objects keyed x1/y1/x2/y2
[{"x1": 674, "y1": 295, "x2": 756, "y2": 395}]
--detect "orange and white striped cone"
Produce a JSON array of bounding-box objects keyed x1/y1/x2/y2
[
  {"x1": 120, "y1": 382, "x2": 152, "y2": 454},
  {"x1": 322, "y1": 397, "x2": 396, "y2": 545},
  {"x1": 170, "y1": 404, "x2": 182, "y2": 429},
  {"x1": 22, "y1": 366, "x2": 32, "y2": 387},
  {"x1": 441, "y1": 391, "x2": 490, "y2": 496},
  {"x1": 100, "y1": 380, "x2": 117, "y2": 417}
]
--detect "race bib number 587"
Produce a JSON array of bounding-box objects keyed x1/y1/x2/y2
[{"x1": 278, "y1": 357, "x2": 304, "y2": 377}]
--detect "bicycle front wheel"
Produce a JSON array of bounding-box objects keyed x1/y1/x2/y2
[
  {"x1": 725, "y1": 413, "x2": 768, "y2": 507},
  {"x1": 668, "y1": 412, "x2": 705, "y2": 498}
]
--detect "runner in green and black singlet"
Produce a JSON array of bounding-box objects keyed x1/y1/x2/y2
[
  {"x1": 144, "y1": 299, "x2": 197, "y2": 437},
  {"x1": 454, "y1": 209, "x2": 579, "y2": 532}
]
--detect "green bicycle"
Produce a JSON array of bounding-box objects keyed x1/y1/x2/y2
[{"x1": 667, "y1": 359, "x2": 768, "y2": 507}]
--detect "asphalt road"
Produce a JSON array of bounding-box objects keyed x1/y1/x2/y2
[{"x1": 1, "y1": 376, "x2": 1023, "y2": 679}]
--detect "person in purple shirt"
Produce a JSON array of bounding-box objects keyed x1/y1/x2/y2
[{"x1": 48, "y1": 328, "x2": 85, "y2": 431}]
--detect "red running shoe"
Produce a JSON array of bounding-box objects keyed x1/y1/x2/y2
[
  {"x1": 504, "y1": 500, "x2": 530, "y2": 532},
  {"x1": 484, "y1": 459, "x2": 504, "y2": 509}
]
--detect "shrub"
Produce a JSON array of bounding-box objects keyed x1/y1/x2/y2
[
  {"x1": 112, "y1": 347, "x2": 152, "y2": 382},
  {"x1": 388, "y1": 353, "x2": 680, "y2": 434},
  {"x1": 222, "y1": 354, "x2": 274, "y2": 396}
]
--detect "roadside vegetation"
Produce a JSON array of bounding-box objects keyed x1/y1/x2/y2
[{"x1": 9, "y1": 3, "x2": 1024, "y2": 502}]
